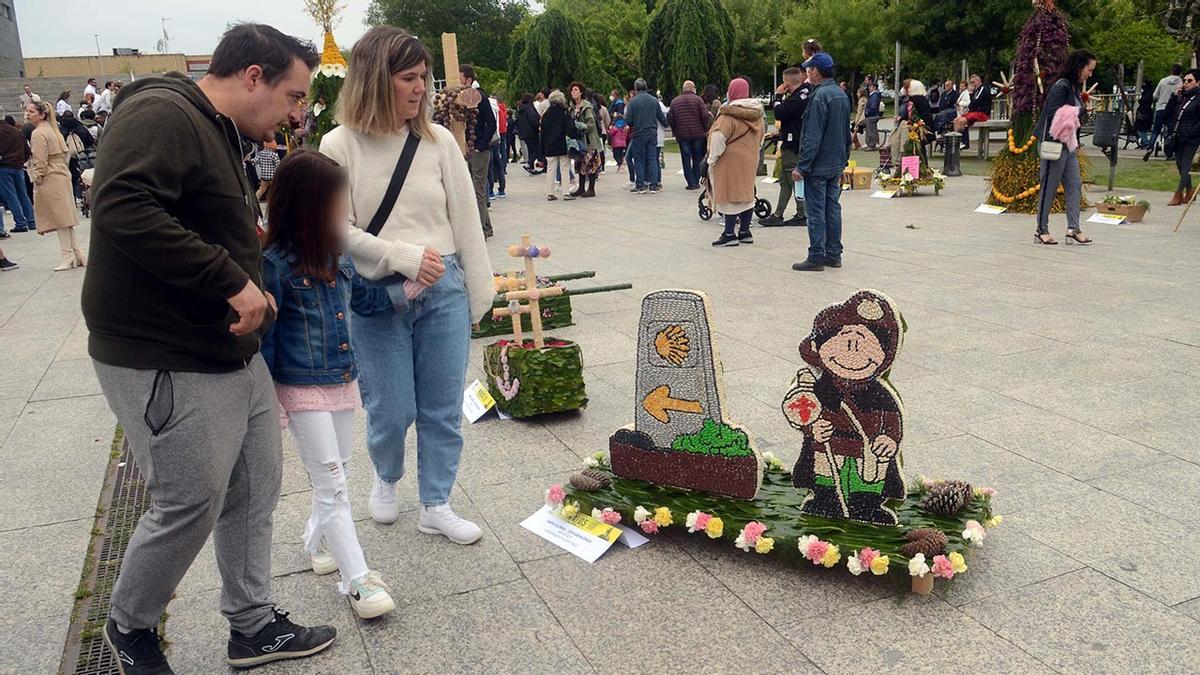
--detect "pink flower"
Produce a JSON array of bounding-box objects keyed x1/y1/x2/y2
[
  {"x1": 858, "y1": 547, "x2": 880, "y2": 568},
  {"x1": 545, "y1": 484, "x2": 565, "y2": 505},
  {"x1": 640, "y1": 520, "x2": 659, "y2": 534},
  {"x1": 979, "y1": 487, "x2": 997, "y2": 498},
  {"x1": 931, "y1": 554, "x2": 955, "y2": 580},
  {"x1": 600, "y1": 508, "x2": 621, "y2": 525},
  {"x1": 694, "y1": 512, "x2": 712, "y2": 530},
  {"x1": 742, "y1": 521, "x2": 767, "y2": 544},
  {"x1": 806, "y1": 540, "x2": 829, "y2": 564}
]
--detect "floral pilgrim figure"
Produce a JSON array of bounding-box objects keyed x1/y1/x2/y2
[{"x1": 782, "y1": 290, "x2": 907, "y2": 525}]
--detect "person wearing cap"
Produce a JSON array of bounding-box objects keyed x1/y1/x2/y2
[{"x1": 791, "y1": 51, "x2": 850, "y2": 272}]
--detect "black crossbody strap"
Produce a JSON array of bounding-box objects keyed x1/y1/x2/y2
[{"x1": 366, "y1": 132, "x2": 420, "y2": 237}]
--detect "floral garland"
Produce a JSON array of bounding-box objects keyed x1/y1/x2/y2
[
  {"x1": 990, "y1": 182, "x2": 1064, "y2": 204},
  {"x1": 1006, "y1": 129, "x2": 1037, "y2": 155}
]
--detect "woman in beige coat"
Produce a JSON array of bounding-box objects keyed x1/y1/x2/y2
[
  {"x1": 707, "y1": 77, "x2": 763, "y2": 247},
  {"x1": 26, "y1": 99, "x2": 83, "y2": 270}
]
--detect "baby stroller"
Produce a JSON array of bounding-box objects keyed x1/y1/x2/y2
[{"x1": 697, "y1": 158, "x2": 772, "y2": 222}]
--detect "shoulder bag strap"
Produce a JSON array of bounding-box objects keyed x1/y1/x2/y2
[{"x1": 366, "y1": 132, "x2": 420, "y2": 238}]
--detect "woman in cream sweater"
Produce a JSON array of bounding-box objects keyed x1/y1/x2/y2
[{"x1": 320, "y1": 26, "x2": 494, "y2": 545}]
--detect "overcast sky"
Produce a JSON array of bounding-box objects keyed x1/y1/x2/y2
[{"x1": 16, "y1": 0, "x2": 375, "y2": 58}]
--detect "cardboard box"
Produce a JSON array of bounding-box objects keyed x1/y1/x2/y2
[{"x1": 842, "y1": 167, "x2": 874, "y2": 190}]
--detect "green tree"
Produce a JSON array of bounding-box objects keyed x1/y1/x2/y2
[
  {"x1": 507, "y1": 9, "x2": 594, "y2": 97},
  {"x1": 544, "y1": 0, "x2": 650, "y2": 89},
  {"x1": 1089, "y1": 19, "x2": 1190, "y2": 83},
  {"x1": 782, "y1": 0, "x2": 891, "y2": 85},
  {"x1": 365, "y1": 0, "x2": 529, "y2": 73},
  {"x1": 641, "y1": 0, "x2": 735, "y2": 99},
  {"x1": 722, "y1": 0, "x2": 786, "y2": 94},
  {"x1": 898, "y1": 0, "x2": 1028, "y2": 82}
]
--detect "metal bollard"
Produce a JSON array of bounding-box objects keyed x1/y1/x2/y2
[{"x1": 942, "y1": 132, "x2": 962, "y2": 177}]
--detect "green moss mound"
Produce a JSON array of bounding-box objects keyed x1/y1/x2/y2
[{"x1": 670, "y1": 419, "x2": 752, "y2": 458}]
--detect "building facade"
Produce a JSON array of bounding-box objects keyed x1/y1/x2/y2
[{"x1": 0, "y1": 1, "x2": 23, "y2": 78}]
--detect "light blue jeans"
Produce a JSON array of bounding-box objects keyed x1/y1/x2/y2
[{"x1": 351, "y1": 255, "x2": 470, "y2": 506}]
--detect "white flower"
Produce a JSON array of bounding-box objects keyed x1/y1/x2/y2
[
  {"x1": 847, "y1": 556, "x2": 866, "y2": 576},
  {"x1": 685, "y1": 510, "x2": 700, "y2": 532},
  {"x1": 734, "y1": 533, "x2": 751, "y2": 552},
  {"x1": 963, "y1": 520, "x2": 987, "y2": 547},
  {"x1": 633, "y1": 506, "x2": 652, "y2": 524},
  {"x1": 762, "y1": 451, "x2": 783, "y2": 470},
  {"x1": 591, "y1": 508, "x2": 603, "y2": 520},
  {"x1": 582, "y1": 456, "x2": 599, "y2": 469},
  {"x1": 908, "y1": 552, "x2": 930, "y2": 577},
  {"x1": 798, "y1": 534, "x2": 818, "y2": 557}
]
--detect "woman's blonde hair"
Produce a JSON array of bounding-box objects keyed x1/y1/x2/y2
[
  {"x1": 337, "y1": 26, "x2": 437, "y2": 140},
  {"x1": 28, "y1": 99, "x2": 67, "y2": 152}
]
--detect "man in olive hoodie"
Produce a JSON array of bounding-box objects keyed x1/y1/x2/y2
[{"x1": 82, "y1": 24, "x2": 335, "y2": 674}]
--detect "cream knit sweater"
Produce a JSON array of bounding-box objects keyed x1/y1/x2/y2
[{"x1": 320, "y1": 122, "x2": 494, "y2": 322}]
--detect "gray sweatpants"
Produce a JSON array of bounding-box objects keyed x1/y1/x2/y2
[{"x1": 94, "y1": 355, "x2": 282, "y2": 635}]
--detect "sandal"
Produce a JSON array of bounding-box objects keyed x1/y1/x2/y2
[
  {"x1": 1034, "y1": 233, "x2": 1058, "y2": 245},
  {"x1": 1065, "y1": 230, "x2": 1092, "y2": 245}
]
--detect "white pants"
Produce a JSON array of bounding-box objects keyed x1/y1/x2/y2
[
  {"x1": 546, "y1": 155, "x2": 567, "y2": 195},
  {"x1": 288, "y1": 410, "x2": 369, "y2": 593}
]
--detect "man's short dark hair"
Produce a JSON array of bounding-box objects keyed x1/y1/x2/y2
[
  {"x1": 104, "y1": 80, "x2": 113, "y2": 88},
  {"x1": 208, "y1": 23, "x2": 319, "y2": 85},
  {"x1": 1172, "y1": 64, "x2": 1184, "y2": 76},
  {"x1": 81, "y1": 109, "x2": 96, "y2": 120},
  {"x1": 3, "y1": 116, "x2": 14, "y2": 126},
  {"x1": 88, "y1": 78, "x2": 96, "y2": 84},
  {"x1": 459, "y1": 64, "x2": 476, "y2": 81},
  {"x1": 783, "y1": 67, "x2": 802, "y2": 78}
]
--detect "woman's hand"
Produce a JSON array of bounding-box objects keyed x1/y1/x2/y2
[{"x1": 417, "y1": 247, "x2": 445, "y2": 286}]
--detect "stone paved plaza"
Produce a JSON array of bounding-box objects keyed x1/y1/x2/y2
[{"x1": 4, "y1": 153, "x2": 1200, "y2": 674}]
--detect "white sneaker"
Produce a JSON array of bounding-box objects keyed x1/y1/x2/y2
[
  {"x1": 417, "y1": 503, "x2": 483, "y2": 545},
  {"x1": 349, "y1": 571, "x2": 396, "y2": 619},
  {"x1": 310, "y1": 545, "x2": 337, "y2": 576},
  {"x1": 369, "y1": 478, "x2": 399, "y2": 524}
]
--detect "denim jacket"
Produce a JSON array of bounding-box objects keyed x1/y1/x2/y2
[
  {"x1": 796, "y1": 79, "x2": 852, "y2": 178},
  {"x1": 260, "y1": 247, "x2": 388, "y2": 385}
]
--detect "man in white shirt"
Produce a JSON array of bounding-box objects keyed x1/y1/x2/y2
[
  {"x1": 18, "y1": 84, "x2": 35, "y2": 108},
  {"x1": 84, "y1": 78, "x2": 98, "y2": 97},
  {"x1": 1146, "y1": 64, "x2": 1184, "y2": 159},
  {"x1": 94, "y1": 81, "x2": 114, "y2": 114},
  {"x1": 56, "y1": 96, "x2": 72, "y2": 117}
]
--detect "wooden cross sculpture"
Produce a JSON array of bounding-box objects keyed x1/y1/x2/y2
[{"x1": 491, "y1": 235, "x2": 564, "y2": 349}]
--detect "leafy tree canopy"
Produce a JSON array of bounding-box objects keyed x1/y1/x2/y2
[
  {"x1": 365, "y1": 0, "x2": 529, "y2": 73},
  {"x1": 544, "y1": 0, "x2": 650, "y2": 90},
  {"x1": 641, "y1": 0, "x2": 735, "y2": 99}
]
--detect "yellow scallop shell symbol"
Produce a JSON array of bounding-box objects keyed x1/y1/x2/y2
[{"x1": 654, "y1": 325, "x2": 690, "y2": 366}]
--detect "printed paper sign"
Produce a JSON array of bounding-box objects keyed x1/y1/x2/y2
[
  {"x1": 462, "y1": 379, "x2": 496, "y2": 423},
  {"x1": 974, "y1": 204, "x2": 1007, "y2": 214},
  {"x1": 871, "y1": 190, "x2": 897, "y2": 199},
  {"x1": 901, "y1": 156, "x2": 920, "y2": 178},
  {"x1": 520, "y1": 505, "x2": 620, "y2": 563},
  {"x1": 1086, "y1": 212, "x2": 1126, "y2": 225}
]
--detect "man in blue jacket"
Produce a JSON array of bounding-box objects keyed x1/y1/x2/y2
[
  {"x1": 625, "y1": 78, "x2": 668, "y2": 194},
  {"x1": 792, "y1": 52, "x2": 851, "y2": 272}
]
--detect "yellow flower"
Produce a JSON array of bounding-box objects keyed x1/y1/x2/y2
[
  {"x1": 705, "y1": 517, "x2": 724, "y2": 538},
  {"x1": 985, "y1": 516, "x2": 1003, "y2": 528},
  {"x1": 755, "y1": 536, "x2": 775, "y2": 554},
  {"x1": 653, "y1": 507, "x2": 673, "y2": 527},
  {"x1": 821, "y1": 544, "x2": 841, "y2": 568},
  {"x1": 870, "y1": 555, "x2": 890, "y2": 575},
  {"x1": 561, "y1": 502, "x2": 579, "y2": 519},
  {"x1": 949, "y1": 551, "x2": 968, "y2": 574}
]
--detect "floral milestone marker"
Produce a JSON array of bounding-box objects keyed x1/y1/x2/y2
[{"x1": 609, "y1": 290, "x2": 764, "y2": 499}]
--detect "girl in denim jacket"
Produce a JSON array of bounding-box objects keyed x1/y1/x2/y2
[{"x1": 261, "y1": 150, "x2": 395, "y2": 619}]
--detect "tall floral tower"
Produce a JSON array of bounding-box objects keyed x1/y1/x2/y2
[
  {"x1": 986, "y1": 0, "x2": 1084, "y2": 213},
  {"x1": 305, "y1": 0, "x2": 347, "y2": 147}
]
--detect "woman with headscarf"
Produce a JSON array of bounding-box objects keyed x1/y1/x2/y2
[{"x1": 708, "y1": 77, "x2": 764, "y2": 247}]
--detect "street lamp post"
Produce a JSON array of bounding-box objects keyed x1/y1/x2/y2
[{"x1": 95, "y1": 34, "x2": 104, "y2": 77}]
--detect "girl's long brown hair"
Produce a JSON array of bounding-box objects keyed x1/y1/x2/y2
[{"x1": 264, "y1": 149, "x2": 347, "y2": 282}]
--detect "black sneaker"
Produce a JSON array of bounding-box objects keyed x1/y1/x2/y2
[
  {"x1": 0, "y1": 231, "x2": 9, "y2": 239},
  {"x1": 103, "y1": 618, "x2": 174, "y2": 675},
  {"x1": 712, "y1": 233, "x2": 739, "y2": 247},
  {"x1": 791, "y1": 259, "x2": 825, "y2": 271},
  {"x1": 0, "y1": 258, "x2": 17, "y2": 271},
  {"x1": 824, "y1": 257, "x2": 842, "y2": 268},
  {"x1": 226, "y1": 608, "x2": 336, "y2": 669},
  {"x1": 784, "y1": 214, "x2": 807, "y2": 226},
  {"x1": 737, "y1": 231, "x2": 754, "y2": 244},
  {"x1": 758, "y1": 214, "x2": 785, "y2": 226}
]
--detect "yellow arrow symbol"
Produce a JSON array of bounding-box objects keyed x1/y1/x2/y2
[{"x1": 642, "y1": 385, "x2": 703, "y2": 424}]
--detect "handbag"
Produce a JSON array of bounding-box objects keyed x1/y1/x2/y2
[
  {"x1": 352, "y1": 132, "x2": 421, "y2": 316},
  {"x1": 1039, "y1": 140, "x2": 1063, "y2": 161}
]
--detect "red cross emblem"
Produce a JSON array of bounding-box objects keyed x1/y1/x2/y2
[{"x1": 787, "y1": 393, "x2": 821, "y2": 425}]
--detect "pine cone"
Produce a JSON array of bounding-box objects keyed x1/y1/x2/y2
[
  {"x1": 921, "y1": 480, "x2": 973, "y2": 516},
  {"x1": 901, "y1": 527, "x2": 948, "y2": 558},
  {"x1": 580, "y1": 469, "x2": 611, "y2": 487},
  {"x1": 569, "y1": 472, "x2": 605, "y2": 492}
]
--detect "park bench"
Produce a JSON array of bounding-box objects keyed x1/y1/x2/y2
[{"x1": 972, "y1": 119, "x2": 1011, "y2": 160}]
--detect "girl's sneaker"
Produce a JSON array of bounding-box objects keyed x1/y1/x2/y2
[
  {"x1": 310, "y1": 545, "x2": 337, "y2": 576},
  {"x1": 349, "y1": 571, "x2": 396, "y2": 619}
]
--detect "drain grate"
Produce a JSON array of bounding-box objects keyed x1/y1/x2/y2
[{"x1": 60, "y1": 430, "x2": 153, "y2": 675}]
